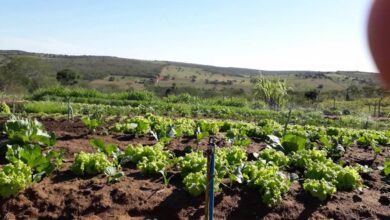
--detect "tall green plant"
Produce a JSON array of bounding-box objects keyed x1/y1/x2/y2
[{"x1": 253, "y1": 78, "x2": 289, "y2": 110}]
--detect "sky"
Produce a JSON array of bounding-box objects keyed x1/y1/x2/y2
[{"x1": 0, "y1": 0, "x2": 377, "y2": 72}]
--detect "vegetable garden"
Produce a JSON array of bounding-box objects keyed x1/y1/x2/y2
[{"x1": 0, "y1": 107, "x2": 390, "y2": 219}]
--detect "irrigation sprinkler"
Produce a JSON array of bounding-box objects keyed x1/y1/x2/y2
[{"x1": 205, "y1": 136, "x2": 215, "y2": 220}]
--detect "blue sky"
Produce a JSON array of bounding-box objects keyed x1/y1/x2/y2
[{"x1": 0, "y1": 0, "x2": 376, "y2": 72}]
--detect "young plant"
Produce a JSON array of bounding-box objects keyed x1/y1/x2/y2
[
  {"x1": 71, "y1": 152, "x2": 113, "y2": 176},
  {"x1": 4, "y1": 115, "x2": 56, "y2": 146},
  {"x1": 372, "y1": 144, "x2": 382, "y2": 162},
  {"x1": 183, "y1": 171, "x2": 221, "y2": 197},
  {"x1": 303, "y1": 178, "x2": 336, "y2": 201},
  {"x1": 336, "y1": 166, "x2": 362, "y2": 190},
  {"x1": 89, "y1": 138, "x2": 122, "y2": 164},
  {"x1": 383, "y1": 157, "x2": 390, "y2": 179},
  {"x1": 104, "y1": 166, "x2": 124, "y2": 184},
  {"x1": 226, "y1": 128, "x2": 251, "y2": 146},
  {"x1": 178, "y1": 151, "x2": 207, "y2": 177},
  {"x1": 0, "y1": 160, "x2": 33, "y2": 198},
  {"x1": 281, "y1": 133, "x2": 307, "y2": 153},
  {"x1": 122, "y1": 143, "x2": 175, "y2": 185},
  {"x1": 242, "y1": 161, "x2": 291, "y2": 207},
  {"x1": 111, "y1": 116, "x2": 150, "y2": 136},
  {"x1": 82, "y1": 116, "x2": 102, "y2": 133},
  {"x1": 259, "y1": 148, "x2": 289, "y2": 167},
  {"x1": 6, "y1": 144, "x2": 64, "y2": 181}
]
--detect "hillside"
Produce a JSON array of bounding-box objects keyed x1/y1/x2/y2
[{"x1": 0, "y1": 50, "x2": 379, "y2": 96}]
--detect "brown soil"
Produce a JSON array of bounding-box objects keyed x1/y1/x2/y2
[{"x1": 0, "y1": 118, "x2": 389, "y2": 220}]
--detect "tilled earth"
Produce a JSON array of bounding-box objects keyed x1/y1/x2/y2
[{"x1": 0, "y1": 117, "x2": 389, "y2": 220}]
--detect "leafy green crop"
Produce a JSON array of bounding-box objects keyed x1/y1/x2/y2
[
  {"x1": 174, "y1": 118, "x2": 196, "y2": 137},
  {"x1": 183, "y1": 171, "x2": 221, "y2": 197},
  {"x1": 179, "y1": 151, "x2": 207, "y2": 177},
  {"x1": 71, "y1": 152, "x2": 113, "y2": 176},
  {"x1": 225, "y1": 146, "x2": 247, "y2": 166},
  {"x1": 82, "y1": 116, "x2": 102, "y2": 133},
  {"x1": 197, "y1": 119, "x2": 220, "y2": 135},
  {"x1": 257, "y1": 119, "x2": 283, "y2": 136},
  {"x1": 104, "y1": 166, "x2": 124, "y2": 184},
  {"x1": 111, "y1": 116, "x2": 150, "y2": 136},
  {"x1": 305, "y1": 160, "x2": 340, "y2": 183},
  {"x1": 385, "y1": 158, "x2": 390, "y2": 177},
  {"x1": 259, "y1": 148, "x2": 289, "y2": 166},
  {"x1": 122, "y1": 143, "x2": 174, "y2": 184},
  {"x1": 290, "y1": 149, "x2": 328, "y2": 169},
  {"x1": 6, "y1": 144, "x2": 63, "y2": 181},
  {"x1": 226, "y1": 128, "x2": 251, "y2": 146},
  {"x1": 303, "y1": 179, "x2": 336, "y2": 201},
  {"x1": 336, "y1": 166, "x2": 362, "y2": 190},
  {"x1": 243, "y1": 161, "x2": 290, "y2": 207},
  {"x1": 4, "y1": 115, "x2": 55, "y2": 146},
  {"x1": 281, "y1": 133, "x2": 307, "y2": 153},
  {"x1": 0, "y1": 160, "x2": 32, "y2": 198},
  {"x1": 89, "y1": 138, "x2": 121, "y2": 163}
]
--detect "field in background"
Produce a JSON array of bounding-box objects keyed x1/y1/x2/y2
[{"x1": 0, "y1": 50, "x2": 379, "y2": 97}]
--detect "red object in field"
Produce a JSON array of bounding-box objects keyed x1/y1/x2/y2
[{"x1": 368, "y1": 0, "x2": 390, "y2": 89}]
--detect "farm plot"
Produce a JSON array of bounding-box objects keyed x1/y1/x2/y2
[{"x1": 0, "y1": 116, "x2": 389, "y2": 220}]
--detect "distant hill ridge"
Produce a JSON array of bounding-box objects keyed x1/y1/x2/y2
[
  {"x1": 0, "y1": 50, "x2": 376, "y2": 78},
  {"x1": 0, "y1": 50, "x2": 379, "y2": 95}
]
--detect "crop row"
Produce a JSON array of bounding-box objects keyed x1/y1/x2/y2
[
  {"x1": 19, "y1": 99, "x2": 390, "y2": 131},
  {"x1": 1, "y1": 115, "x2": 390, "y2": 207}
]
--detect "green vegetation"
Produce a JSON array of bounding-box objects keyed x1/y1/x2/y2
[
  {"x1": 1, "y1": 113, "x2": 387, "y2": 207},
  {"x1": 0, "y1": 161, "x2": 32, "y2": 199},
  {"x1": 303, "y1": 179, "x2": 336, "y2": 201},
  {"x1": 4, "y1": 115, "x2": 55, "y2": 146},
  {"x1": 71, "y1": 152, "x2": 113, "y2": 176},
  {"x1": 384, "y1": 158, "x2": 390, "y2": 178},
  {"x1": 0, "y1": 51, "x2": 389, "y2": 209},
  {"x1": 0, "y1": 50, "x2": 381, "y2": 99},
  {"x1": 253, "y1": 78, "x2": 289, "y2": 110},
  {"x1": 0, "y1": 102, "x2": 10, "y2": 114},
  {"x1": 56, "y1": 69, "x2": 79, "y2": 86},
  {"x1": 0, "y1": 115, "x2": 63, "y2": 198}
]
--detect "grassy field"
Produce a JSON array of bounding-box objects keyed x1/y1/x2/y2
[
  {"x1": 89, "y1": 64, "x2": 379, "y2": 95},
  {"x1": 0, "y1": 50, "x2": 380, "y2": 96}
]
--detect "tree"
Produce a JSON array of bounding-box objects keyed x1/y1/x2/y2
[
  {"x1": 0, "y1": 57, "x2": 53, "y2": 93},
  {"x1": 304, "y1": 90, "x2": 319, "y2": 104},
  {"x1": 56, "y1": 69, "x2": 79, "y2": 86},
  {"x1": 345, "y1": 85, "x2": 359, "y2": 101},
  {"x1": 253, "y1": 78, "x2": 289, "y2": 110},
  {"x1": 191, "y1": 75, "x2": 197, "y2": 82}
]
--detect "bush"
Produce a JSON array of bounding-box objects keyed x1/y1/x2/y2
[{"x1": 0, "y1": 102, "x2": 10, "y2": 114}]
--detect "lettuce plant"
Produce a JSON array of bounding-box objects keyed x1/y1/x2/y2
[
  {"x1": 71, "y1": 152, "x2": 113, "y2": 176},
  {"x1": 303, "y1": 178, "x2": 336, "y2": 201},
  {"x1": 0, "y1": 160, "x2": 33, "y2": 198}
]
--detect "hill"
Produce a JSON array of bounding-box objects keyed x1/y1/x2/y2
[{"x1": 0, "y1": 50, "x2": 379, "y2": 96}]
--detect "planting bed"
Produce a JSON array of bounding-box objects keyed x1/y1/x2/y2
[{"x1": 0, "y1": 118, "x2": 390, "y2": 220}]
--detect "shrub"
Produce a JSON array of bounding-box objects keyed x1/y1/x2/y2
[{"x1": 0, "y1": 102, "x2": 11, "y2": 114}]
